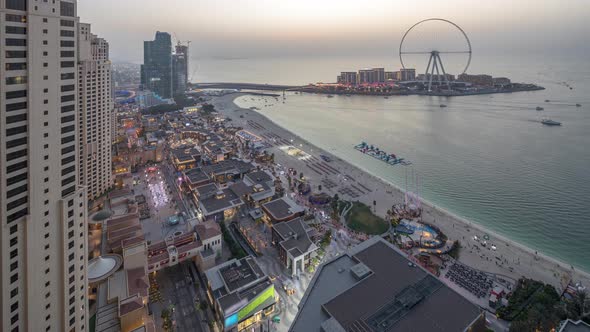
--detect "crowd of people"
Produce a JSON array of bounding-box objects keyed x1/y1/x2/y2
[{"x1": 445, "y1": 263, "x2": 493, "y2": 298}]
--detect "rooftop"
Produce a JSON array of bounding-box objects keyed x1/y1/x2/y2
[
  {"x1": 198, "y1": 188, "x2": 243, "y2": 216},
  {"x1": 205, "y1": 256, "x2": 272, "y2": 314},
  {"x1": 262, "y1": 197, "x2": 304, "y2": 221},
  {"x1": 184, "y1": 168, "x2": 209, "y2": 185},
  {"x1": 559, "y1": 319, "x2": 590, "y2": 332},
  {"x1": 273, "y1": 218, "x2": 317, "y2": 258},
  {"x1": 201, "y1": 159, "x2": 255, "y2": 176},
  {"x1": 290, "y1": 238, "x2": 483, "y2": 332}
]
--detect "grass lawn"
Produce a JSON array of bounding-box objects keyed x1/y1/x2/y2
[{"x1": 346, "y1": 202, "x2": 389, "y2": 235}]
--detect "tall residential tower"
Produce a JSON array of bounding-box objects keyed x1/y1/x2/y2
[
  {"x1": 173, "y1": 42, "x2": 189, "y2": 93},
  {"x1": 1, "y1": 1, "x2": 88, "y2": 331},
  {"x1": 78, "y1": 23, "x2": 113, "y2": 202}
]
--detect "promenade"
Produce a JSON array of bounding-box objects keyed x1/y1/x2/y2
[{"x1": 212, "y1": 92, "x2": 590, "y2": 292}]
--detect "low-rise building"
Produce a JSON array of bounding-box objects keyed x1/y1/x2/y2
[
  {"x1": 171, "y1": 147, "x2": 201, "y2": 170},
  {"x1": 229, "y1": 170, "x2": 276, "y2": 208},
  {"x1": 272, "y1": 218, "x2": 318, "y2": 276},
  {"x1": 261, "y1": 197, "x2": 305, "y2": 224},
  {"x1": 205, "y1": 256, "x2": 277, "y2": 332},
  {"x1": 197, "y1": 187, "x2": 244, "y2": 222},
  {"x1": 289, "y1": 237, "x2": 486, "y2": 332},
  {"x1": 201, "y1": 159, "x2": 256, "y2": 184}
]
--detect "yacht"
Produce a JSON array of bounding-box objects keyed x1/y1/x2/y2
[
  {"x1": 536, "y1": 106, "x2": 544, "y2": 111},
  {"x1": 542, "y1": 119, "x2": 561, "y2": 126}
]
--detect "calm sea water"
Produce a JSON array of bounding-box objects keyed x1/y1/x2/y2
[{"x1": 196, "y1": 54, "x2": 590, "y2": 271}]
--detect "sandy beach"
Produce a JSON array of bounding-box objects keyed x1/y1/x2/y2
[{"x1": 211, "y1": 92, "x2": 590, "y2": 291}]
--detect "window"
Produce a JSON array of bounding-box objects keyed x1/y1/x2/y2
[
  {"x1": 62, "y1": 186, "x2": 76, "y2": 197},
  {"x1": 6, "y1": 0, "x2": 27, "y2": 11},
  {"x1": 5, "y1": 63, "x2": 26, "y2": 71},
  {"x1": 6, "y1": 161, "x2": 27, "y2": 174},
  {"x1": 61, "y1": 104, "x2": 75, "y2": 113},
  {"x1": 61, "y1": 50, "x2": 75, "y2": 58},
  {"x1": 61, "y1": 95, "x2": 75, "y2": 102},
  {"x1": 6, "y1": 125, "x2": 27, "y2": 136},
  {"x1": 7, "y1": 184, "x2": 27, "y2": 198},
  {"x1": 6, "y1": 76, "x2": 27, "y2": 85},
  {"x1": 61, "y1": 72, "x2": 75, "y2": 80},
  {"x1": 61, "y1": 84, "x2": 75, "y2": 92},
  {"x1": 60, "y1": 30, "x2": 75, "y2": 37},
  {"x1": 60, "y1": 20, "x2": 75, "y2": 27},
  {"x1": 7, "y1": 197, "x2": 27, "y2": 211},
  {"x1": 6, "y1": 113, "x2": 27, "y2": 124},
  {"x1": 5, "y1": 51, "x2": 26, "y2": 58},
  {"x1": 60, "y1": 2, "x2": 75, "y2": 17},
  {"x1": 11, "y1": 288, "x2": 18, "y2": 298},
  {"x1": 7, "y1": 172, "x2": 27, "y2": 186},
  {"x1": 62, "y1": 155, "x2": 75, "y2": 165},
  {"x1": 6, "y1": 102, "x2": 27, "y2": 112},
  {"x1": 6, "y1": 14, "x2": 27, "y2": 23},
  {"x1": 61, "y1": 135, "x2": 75, "y2": 144},
  {"x1": 6, "y1": 38, "x2": 26, "y2": 46},
  {"x1": 61, "y1": 115, "x2": 75, "y2": 123},
  {"x1": 60, "y1": 40, "x2": 74, "y2": 47},
  {"x1": 61, "y1": 61, "x2": 74, "y2": 68},
  {"x1": 6, "y1": 26, "x2": 26, "y2": 34}
]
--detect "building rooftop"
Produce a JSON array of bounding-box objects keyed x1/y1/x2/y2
[
  {"x1": 290, "y1": 238, "x2": 483, "y2": 332},
  {"x1": 201, "y1": 159, "x2": 255, "y2": 177},
  {"x1": 559, "y1": 319, "x2": 590, "y2": 332},
  {"x1": 205, "y1": 256, "x2": 273, "y2": 314},
  {"x1": 262, "y1": 197, "x2": 304, "y2": 221},
  {"x1": 198, "y1": 188, "x2": 243, "y2": 216},
  {"x1": 273, "y1": 218, "x2": 317, "y2": 258},
  {"x1": 195, "y1": 221, "x2": 222, "y2": 241},
  {"x1": 184, "y1": 168, "x2": 210, "y2": 185},
  {"x1": 195, "y1": 183, "x2": 219, "y2": 199}
]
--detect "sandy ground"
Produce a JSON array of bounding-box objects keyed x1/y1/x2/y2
[{"x1": 211, "y1": 92, "x2": 590, "y2": 292}]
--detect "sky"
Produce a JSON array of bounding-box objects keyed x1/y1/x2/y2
[{"x1": 78, "y1": 0, "x2": 590, "y2": 63}]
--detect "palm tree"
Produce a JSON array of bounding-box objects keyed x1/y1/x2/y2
[{"x1": 567, "y1": 289, "x2": 590, "y2": 321}]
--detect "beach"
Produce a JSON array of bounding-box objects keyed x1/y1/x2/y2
[{"x1": 211, "y1": 92, "x2": 590, "y2": 291}]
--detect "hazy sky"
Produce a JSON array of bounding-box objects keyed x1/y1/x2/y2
[{"x1": 78, "y1": 0, "x2": 590, "y2": 63}]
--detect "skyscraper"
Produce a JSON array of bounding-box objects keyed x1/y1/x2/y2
[
  {"x1": 1, "y1": 1, "x2": 89, "y2": 331},
  {"x1": 141, "y1": 31, "x2": 173, "y2": 99},
  {"x1": 173, "y1": 42, "x2": 189, "y2": 94},
  {"x1": 78, "y1": 23, "x2": 113, "y2": 202}
]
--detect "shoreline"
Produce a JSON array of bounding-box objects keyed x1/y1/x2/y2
[{"x1": 213, "y1": 92, "x2": 590, "y2": 290}]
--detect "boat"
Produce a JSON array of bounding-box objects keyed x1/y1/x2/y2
[
  {"x1": 541, "y1": 119, "x2": 561, "y2": 126},
  {"x1": 440, "y1": 104, "x2": 447, "y2": 108},
  {"x1": 384, "y1": 97, "x2": 389, "y2": 99},
  {"x1": 576, "y1": 103, "x2": 581, "y2": 107},
  {"x1": 536, "y1": 106, "x2": 544, "y2": 111},
  {"x1": 354, "y1": 142, "x2": 410, "y2": 167},
  {"x1": 545, "y1": 99, "x2": 550, "y2": 102},
  {"x1": 327, "y1": 95, "x2": 334, "y2": 98},
  {"x1": 320, "y1": 155, "x2": 332, "y2": 162}
]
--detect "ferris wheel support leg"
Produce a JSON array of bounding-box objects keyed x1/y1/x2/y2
[
  {"x1": 428, "y1": 53, "x2": 438, "y2": 92},
  {"x1": 436, "y1": 53, "x2": 451, "y2": 90},
  {"x1": 423, "y1": 54, "x2": 433, "y2": 88}
]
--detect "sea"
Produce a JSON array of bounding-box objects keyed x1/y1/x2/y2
[{"x1": 193, "y1": 54, "x2": 590, "y2": 272}]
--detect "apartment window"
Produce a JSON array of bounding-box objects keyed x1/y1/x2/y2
[
  {"x1": 6, "y1": 161, "x2": 27, "y2": 174},
  {"x1": 61, "y1": 115, "x2": 75, "y2": 123},
  {"x1": 60, "y1": 30, "x2": 74, "y2": 37},
  {"x1": 61, "y1": 104, "x2": 75, "y2": 113},
  {"x1": 62, "y1": 186, "x2": 75, "y2": 197},
  {"x1": 5, "y1": 63, "x2": 27, "y2": 71},
  {"x1": 11, "y1": 302, "x2": 18, "y2": 313},
  {"x1": 6, "y1": 76, "x2": 27, "y2": 85},
  {"x1": 7, "y1": 172, "x2": 27, "y2": 186},
  {"x1": 6, "y1": 125, "x2": 27, "y2": 136},
  {"x1": 6, "y1": 14, "x2": 27, "y2": 23},
  {"x1": 61, "y1": 72, "x2": 75, "y2": 80},
  {"x1": 7, "y1": 198, "x2": 27, "y2": 212},
  {"x1": 6, "y1": 113, "x2": 27, "y2": 124},
  {"x1": 62, "y1": 176, "x2": 75, "y2": 186},
  {"x1": 60, "y1": 40, "x2": 74, "y2": 47},
  {"x1": 6, "y1": 149, "x2": 27, "y2": 161},
  {"x1": 10, "y1": 260, "x2": 18, "y2": 271},
  {"x1": 61, "y1": 146, "x2": 75, "y2": 155},
  {"x1": 61, "y1": 125, "x2": 75, "y2": 134},
  {"x1": 6, "y1": 0, "x2": 27, "y2": 11},
  {"x1": 43, "y1": 40, "x2": 48, "y2": 45},
  {"x1": 60, "y1": 2, "x2": 75, "y2": 16},
  {"x1": 6, "y1": 101, "x2": 27, "y2": 112},
  {"x1": 6, "y1": 38, "x2": 26, "y2": 46},
  {"x1": 11, "y1": 288, "x2": 18, "y2": 298},
  {"x1": 6, "y1": 26, "x2": 26, "y2": 34},
  {"x1": 5, "y1": 50, "x2": 26, "y2": 58},
  {"x1": 61, "y1": 95, "x2": 75, "y2": 102},
  {"x1": 11, "y1": 314, "x2": 18, "y2": 325},
  {"x1": 7, "y1": 184, "x2": 27, "y2": 198},
  {"x1": 61, "y1": 51, "x2": 75, "y2": 58},
  {"x1": 10, "y1": 225, "x2": 18, "y2": 235},
  {"x1": 61, "y1": 135, "x2": 75, "y2": 144},
  {"x1": 61, "y1": 61, "x2": 74, "y2": 68},
  {"x1": 60, "y1": 19, "x2": 75, "y2": 27},
  {"x1": 62, "y1": 155, "x2": 75, "y2": 165}
]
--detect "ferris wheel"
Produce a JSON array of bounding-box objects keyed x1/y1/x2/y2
[{"x1": 399, "y1": 18, "x2": 472, "y2": 92}]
